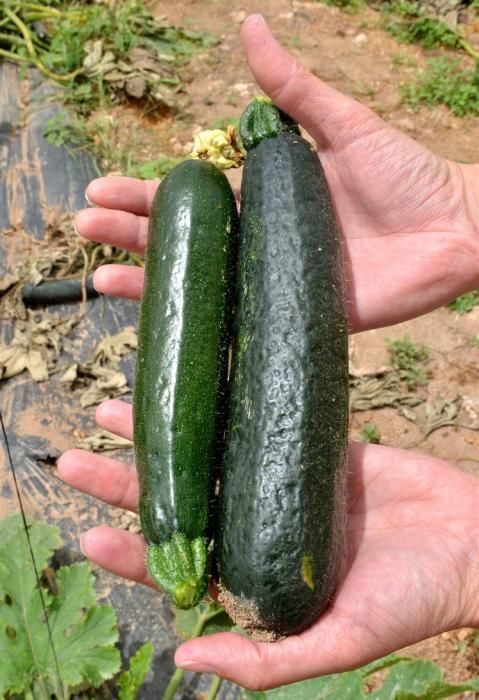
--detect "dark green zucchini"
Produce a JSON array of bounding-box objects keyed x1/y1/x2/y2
[
  {"x1": 134, "y1": 159, "x2": 238, "y2": 609},
  {"x1": 216, "y1": 100, "x2": 349, "y2": 636}
]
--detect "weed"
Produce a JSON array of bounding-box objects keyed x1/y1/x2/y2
[
  {"x1": 385, "y1": 335, "x2": 429, "y2": 389},
  {"x1": 391, "y1": 50, "x2": 417, "y2": 67},
  {"x1": 353, "y1": 81, "x2": 376, "y2": 97},
  {"x1": 401, "y1": 58, "x2": 479, "y2": 116},
  {"x1": 361, "y1": 423, "x2": 381, "y2": 444},
  {"x1": 447, "y1": 290, "x2": 479, "y2": 314},
  {"x1": 43, "y1": 111, "x2": 94, "y2": 152},
  {"x1": 1, "y1": 0, "x2": 218, "y2": 113},
  {"x1": 386, "y1": 15, "x2": 461, "y2": 49},
  {"x1": 318, "y1": 0, "x2": 365, "y2": 12},
  {"x1": 127, "y1": 156, "x2": 185, "y2": 180},
  {"x1": 290, "y1": 36, "x2": 303, "y2": 48},
  {"x1": 211, "y1": 116, "x2": 240, "y2": 130},
  {"x1": 381, "y1": 1, "x2": 421, "y2": 16}
]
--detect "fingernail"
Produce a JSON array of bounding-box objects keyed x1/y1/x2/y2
[
  {"x1": 249, "y1": 12, "x2": 265, "y2": 24},
  {"x1": 85, "y1": 190, "x2": 94, "y2": 206},
  {"x1": 79, "y1": 533, "x2": 87, "y2": 556},
  {"x1": 73, "y1": 217, "x2": 80, "y2": 236},
  {"x1": 175, "y1": 659, "x2": 219, "y2": 675}
]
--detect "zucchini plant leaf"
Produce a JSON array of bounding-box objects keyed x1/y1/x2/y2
[
  {"x1": 240, "y1": 671, "x2": 365, "y2": 699},
  {"x1": 368, "y1": 658, "x2": 479, "y2": 699},
  {"x1": 240, "y1": 656, "x2": 479, "y2": 700},
  {"x1": 118, "y1": 641, "x2": 154, "y2": 700},
  {"x1": 175, "y1": 601, "x2": 240, "y2": 639},
  {"x1": 0, "y1": 514, "x2": 121, "y2": 696}
]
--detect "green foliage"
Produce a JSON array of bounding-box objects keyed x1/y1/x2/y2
[
  {"x1": 317, "y1": 0, "x2": 365, "y2": 12},
  {"x1": 386, "y1": 16, "x2": 460, "y2": 49},
  {"x1": 381, "y1": 1, "x2": 421, "y2": 16},
  {"x1": 0, "y1": 514, "x2": 121, "y2": 698},
  {"x1": 447, "y1": 290, "x2": 479, "y2": 314},
  {"x1": 385, "y1": 335, "x2": 429, "y2": 389},
  {"x1": 401, "y1": 58, "x2": 479, "y2": 116},
  {"x1": 43, "y1": 110, "x2": 185, "y2": 177},
  {"x1": 360, "y1": 423, "x2": 381, "y2": 444},
  {"x1": 43, "y1": 111, "x2": 95, "y2": 151},
  {"x1": 118, "y1": 642, "x2": 154, "y2": 700},
  {"x1": 175, "y1": 601, "x2": 240, "y2": 639},
  {"x1": 127, "y1": 156, "x2": 186, "y2": 180},
  {"x1": 1, "y1": 0, "x2": 218, "y2": 113},
  {"x1": 240, "y1": 655, "x2": 479, "y2": 699},
  {"x1": 211, "y1": 116, "x2": 241, "y2": 131}
]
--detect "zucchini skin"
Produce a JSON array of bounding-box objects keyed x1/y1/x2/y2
[
  {"x1": 134, "y1": 159, "x2": 238, "y2": 608},
  {"x1": 217, "y1": 132, "x2": 349, "y2": 635}
]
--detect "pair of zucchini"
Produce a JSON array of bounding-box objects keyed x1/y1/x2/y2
[{"x1": 133, "y1": 98, "x2": 349, "y2": 635}]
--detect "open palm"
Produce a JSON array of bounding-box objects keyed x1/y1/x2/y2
[{"x1": 58, "y1": 410, "x2": 479, "y2": 689}]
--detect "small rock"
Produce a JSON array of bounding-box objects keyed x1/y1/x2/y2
[
  {"x1": 457, "y1": 628, "x2": 471, "y2": 641},
  {"x1": 231, "y1": 10, "x2": 246, "y2": 23},
  {"x1": 279, "y1": 12, "x2": 294, "y2": 19},
  {"x1": 396, "y1": 117, "x2": 415, "y2": 132},
  {"x1": 232, "y1": 81, "x2": 254, "y2": 97},
  {"x1": 353, "y1": 33, "x2": 368, "y2": 47}
]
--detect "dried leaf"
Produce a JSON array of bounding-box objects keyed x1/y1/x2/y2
[
  {"x1": 349, "y1": 371, "x2": 425, "y2": 412},
  {"x1": 0, "y1": 311, "x2": 77, "y2": 382},
  {"x1": 400, "y1": 397, "x2": 461, "y2": 436},
  {"x1": 60, "y1": 363, "x2": 79, "y2": 383},
  {"x1": 80, "y1": 369, "x2": 129, "y2": 408},
  {"x1": 77, "y1": 430, "x2": 133, "y2": 452},
  {"x1": 0, "y1": 272, "x2": 20, "y2": 293},
  {"x1": 61, "y1": 328, "x2": 137, "y2": 406}
]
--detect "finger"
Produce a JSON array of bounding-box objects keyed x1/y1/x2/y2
[
  {"x1": 79, "y1": 525, "x2": 156, "y2": 588},
  {"x1": 85, "y1": 176, "x2": 160, "y2": 215},
  {"x1": 174, "y1": 612, "x2": 368, "y2": 690},
  {"x1": 75, "y1": 207, "x2": 148, "y2": 253},
  {"x1": 240, "y1": 14, "x2": 380, "y2": 150},
  {"x1": 96, "y1": 399, "x2": 133, "y2": 440},
  {"x1": 57, "y1": 449, "x2": 138, "y2": 512},
  {"x1": 93, "y1": 264, "x2": 144, "y2": 300}
]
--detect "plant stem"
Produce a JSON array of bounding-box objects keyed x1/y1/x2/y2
[
  {"x1": 161, "y1": 605, "x2": 224, "y2": 700},
  {"x1": 458, "y1": 37, "x2": 479, "y2": 62},
  {"x1": 162, "y1": 667, "x2": 185, "y2": 700},
  {"x1": 205, "y1": 675, "x2": 222, "y2": 700}
]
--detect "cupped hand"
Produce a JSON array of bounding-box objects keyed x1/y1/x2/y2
[
  {"x1": 57, "y1": 398, "x2": 479, "y2": 690},
  {"x1": 75, "y1": 14, "x2": 479, "y2": 333}
]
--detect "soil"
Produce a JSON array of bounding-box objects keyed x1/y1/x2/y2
[{"x1": 1, "y1": 0, "x2": 479, "y2": 695}]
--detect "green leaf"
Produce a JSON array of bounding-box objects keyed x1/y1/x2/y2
[
  {"x1": 361, "y1": 654, "x2": 411, "y2": 676},
  {"x1": 118, "y1": 642, "x2": 154, "y2": 700},
  {"x1": 0, "y1": 514, "x2": 121, "y2": 696},
  {"x1": 368, "y1": 659, "x2": 479, "y2": 699},
  {"x1": 175, "y1": 601, "x2": 237, "y2": 639},
  {"x1": 239, "y1": 671, "x2": 364, "y2": 699}
]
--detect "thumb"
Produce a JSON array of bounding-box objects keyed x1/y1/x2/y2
[{"x1": 240, "y1": 14, "x2": 377, "y2": 150}]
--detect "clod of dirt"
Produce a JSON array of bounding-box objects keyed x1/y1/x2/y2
[{"x1": 217, "y1": 584, "x2": 284, "y2": 642}]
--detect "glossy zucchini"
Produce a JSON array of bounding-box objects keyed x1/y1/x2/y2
[
  {"x1": 216, "y1": 100, "x2": 349, "y2": 636},
  {"x1": 134, "y1": 159, "x2": 238, "y2": 609}
]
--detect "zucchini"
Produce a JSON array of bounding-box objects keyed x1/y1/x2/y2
[
  {"x1": 134, "y1": 159, "x2": 238, "y2": 609},
  {"x1": 216, "y1": 100, "x2": 349, "y2": 636}
]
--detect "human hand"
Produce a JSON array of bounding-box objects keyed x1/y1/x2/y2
[
  {"x1": 65, "y1": 13, "x2": 479, "y2": 691},
  {"x1": 58, "y1": 400, "x2": 479, "y2": 689},
  {"x1": 75, "y1": 14, "x2": 479, "y2": 333}
]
